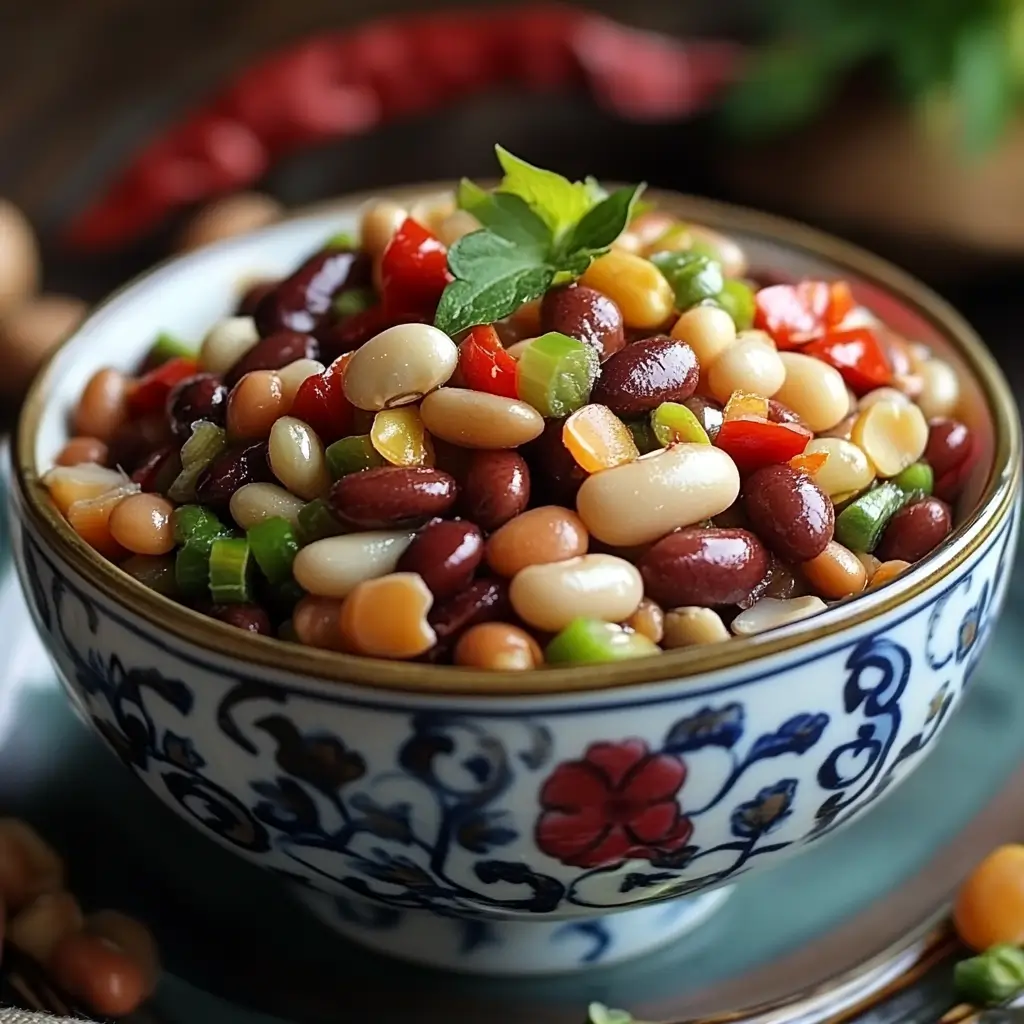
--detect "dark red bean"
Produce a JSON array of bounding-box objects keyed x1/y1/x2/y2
[
  {"x1": 639, "y1": 528, "x2": 770, "y2": 607},
  {"x1": 877, "y1": 497, "x2": 952, "y2": 563},
  {"x1": 925, "y1": 418, "x2": 973, "y2": 479},
  {"x1": 744, "y1": 464, "x2": 834, "y2": 563},
  {"x1": 461, "y1": 451, "x2": 530, "y2": 531},
  {"x1": 330, "y1": 467, "x2": 457, "y2": 528},
  {"x1": 428, "y1": 578, "x2": 511, "y2": 642},
  {"x1": 106, "y1": 413, "x2": 174, "y2": 473},
  {"x1": 741, "y1": 554, "x2": 805, "y2": 608},
  {"x1": 524, "y1": 420, "x2": 586, "y2": 505},
  {"x1": 397, "y1": 518, "x2": 484, "y2": 599},
  {"x1": 237, "y1": 280, "x2": 278, "y2": 317},
  {"x1": 131, "y1": 444, "x2": 181, "y2": 493},
  {"x1": 540, "y1": 283, "x2": 625, "y2": 362},
  {"x1": 254, "y1": 249, "x2": 371, "y2": 336},
  {"x1": 211, "y1": 604, "x2": 273, "y2": 635},
  {"x1": 166, "y1": 373, "x2": 228, "y2": 438},
  {"x1": 684, "y1": 396, "x2": 724, "y2": 440},
  {"x1": 224, "y1": 330, "x2": 319, "y2": 388},
  {"x1": 768, "y1": 399, "x2": 807, "y2": 429},
  {"x1": 590, "y1": 336, "x2": 699, "y2": 416},
  {"x1": 195, "y1": 442, "x2": 273, "y2": 505}
]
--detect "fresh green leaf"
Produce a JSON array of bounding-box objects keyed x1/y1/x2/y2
[
  {"x1": 435, "y1": 266, "x2": 555, "y2": 336},
  {"x1": 446, "y1": 228, "x2": 547, "y2": 279},
  {"x1": 564, "y1": 184, "x2": 646, "y2": 255},
  {"x1": 458, "y1": 190, "x2": 554, "y2": 249},
  {"x1": 494, "y1": 145, "x2": 593, "y2": 239},
  {"x1": 457, "y1": 177, "x2": 491, "y2": 216},
  {"x1": 584, "y1": 176, "x2": 608, "y2": 202},
  {"x1": 954, "y1": 16, "x2": 1013, "y2": 154}
]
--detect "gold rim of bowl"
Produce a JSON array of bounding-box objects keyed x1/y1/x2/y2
[{"x1": 13, "y1": 186, "x2": 1022, "y2": 698}]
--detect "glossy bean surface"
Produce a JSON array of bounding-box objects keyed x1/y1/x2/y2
[
  {"x1": 226, "y1": 370, "x2": 287, "y2": 440},
  {"x1": 876, "y1": 497, "x2": 952, "y2": 563},
  {"x1": 74, "y1": 369, "x2": 130, "y2": 442},
  {"x1": 744, "y1": 464, "x2": 834, "y2": 563},
  {"x1": 56, "y1": 436, "x2": 108, "y2": 467},
  {"x1": 396, "y1": 519, "x2": 484, "y2": 599},
  {"x1": 167, "y1": 374, "x2": 228, "y2": 438},
  {"x1": 428, "y1": 578, "x2": 510, "y2": 643},
  {"x1": 269, "y1": 416, "x2": 331, "y2": 500},
  {"x1": 541, "y1": 283, "x2": 625, "y2": 362},
  {"x1": 229, "y1": 482, "x2": 305, "y2": 528},
  {"x1": 196, "y1": 442, "x2": 273, "y2": 505},
  {"x1": 330, "y1": 467, "x2": 457, "y2": 527},
  {"x1": 925, "y1": 418, "x2": 973, "y2": 478},
  {"x1": 108, "y1": 493, "x2": 175, "y2": 555},
  {"x1": 461, "y1": 450, "x2": 530, "y2": 530},
  {"x1": 486, "y1": 506, "x2": 589, "y2": 577},
  {"x1": 801, "y1": 541, "x2": 867, "y2": 599},
  {"x1": 225, "y1": 330, "x2": 319, "y2": 388},
  {"x1": 293, "y1": 531, "x2": 415, "y2": 597},
  {"x1": 339, "y1": 572, "x2": 436, "y2": 659},
  {"x1": 420, "y1": 388, "x2": 544, "y2": 448},
  {"x1": 454, "y1": 622, "x2": 544, "y2": 670},
  {"x1": 591, "y1": 336, "x2": 699, "y2": 416}
]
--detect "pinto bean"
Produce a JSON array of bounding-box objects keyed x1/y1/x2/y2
[{"x1": 744, "y1": 464, "x2": 834, "y2": 563}]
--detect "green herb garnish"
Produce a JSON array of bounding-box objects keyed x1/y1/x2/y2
[{"x1": 954, "y1": 944, "x2": 1024, "y2": 1006}]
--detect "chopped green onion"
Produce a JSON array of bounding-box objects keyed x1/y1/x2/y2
[
  {"x1": 326, "y1": 435, "x2": 386, "y2": 478},
  {"x1": 247, "y1": 517, "x2": 299, "y2": 585},
  {"x1": 171, "y1": 504, "x2": 225, "y2": 545},
  {"x1": 148, "y1": 331, "x2": 196, "y2": 365},
  {"x1": 325, "y1": 231, "x2": 356, "y2": 249},
  {"x1": 122, "y1": 555, "x2": 180, "y2": 598},
  {"x1": 834, "y1": 481, "x2": 906, "y2": 552},
  {"x1": 517, "y1": 332, "x2": 599, "y2": 418},
  {"x1": 297, "y1": 499, "x2": 347, "y2": 543},
  {"x1": 650, "y1": 402, "x2": 710, "y2": 446},
  {"x1": 649, "y1": 251, "x2": 724, "y2": 310},
  {"x1": 332, "y1": 287, "x2": 377, "y2": 318},
  {"x1": 954, "y1": 944, "x2": 1024, "y2": 1006},
  {"x1": 625, "y1": 418, "x2": 661, "y2": 455},
  {"x1": 892, "y1": 461, "x2": 934, "y2": 496},
  {"x1": 176, "y1": 538, "x2": 217, "y2": 598},
  {"x1": 546, "y1": 619, "x2": 660, "y2": 665},
  {"x1": 209, "y1": 537, "x2": 253, "y2": 604},
  {"x1": 712, "y1": 279, "x2": 756, "y2": 331},
  {"x1": 167, "y1": 422, "x2": 227, "y2": 503}
]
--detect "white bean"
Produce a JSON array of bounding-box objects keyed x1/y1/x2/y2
[
  {"x1": 293, "y1": 531, "x2": 416, "y2": 598},
  {"x1": 730, "y1": 596, "x2": 828, "y2": 636},
  {"x1": 707, "y1": 333, "x2": 786, "y2": 401},
  {"x1": 773, "y1": 352, "x2": 851, "y2": 432},
  {"x1": 662, "y1": 607, "x2": 730, "y2": 647},
  {"x1": 858, "y1": 386, "x2": 911, "y2": 410},
  {"x1": 269, "y1": 417, "x2": 331, "y2": 500},
  {"x1": 803, "y1": 437, "x2": 875, "y2": 497},
  {"x1": 670, "y1": 306, "x2": 736, "y2": 368},
  {"x1": 917, "y1": 358, "x2": 960, "y2": 419},
  {"x1": 229, "y1": 483, "x2": 306, "y2": 529},
  {"x1": 420, "y1": 388, "x2": 544, "y2": 448},
  {"x1": 199, "y1": 317, "x2": 259, "y2": 374}
]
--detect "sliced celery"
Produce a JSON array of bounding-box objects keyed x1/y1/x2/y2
[
  {"x1": 297, "y1": 499, "x2": 347, "y2": 544},
  {"x1": 167, "y1": 422, "x2": 227, "y2": 503},
  {"x1": 649, "y1": 251, "x2": 724, "y2": 310},
  {"x1": 171, "y1": 505, "x2": 225, "y2": 545},
  {"x1": 892, "y1": 461, "x2": 934, "y2": 496},
  {"x1": 248, "y1": 517, "x2": 299, "y2": 585},
  {"x1": 650, "y1": 402, "x2": 710, "y2": 446},
  {"x1": 546, "y1": 619, "x2": 659, "y2": 664},
  {"x1": 517, "y1": 332, "x2": 599, "y2": 418},
  {"x1": 713, "y1": 279, "x2": 756, "y2": 330},
  {"x1": 834, "y1": 482, "x2": 906, "y2": 553},
  {"x1": 209, "y1": 537, "x2": 253, "y2": 604}
]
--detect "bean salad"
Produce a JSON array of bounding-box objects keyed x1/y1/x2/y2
[{"x1": 44, "y1": 149, "x2": 975, "y2": 671}]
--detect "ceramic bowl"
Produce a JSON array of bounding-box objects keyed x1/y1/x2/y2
[{"x1": 9, "y1": 188, "x2": 1021, "y2": 976}]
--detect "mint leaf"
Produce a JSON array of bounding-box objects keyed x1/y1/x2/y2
[
  {"x1": 495, "y1": 145, "x2": 593, "y2": 239},
  {"x1": 457, "y1": 187, "x2": 553, "y2": 249},
  {"x1": 564, "y1": 184, "x2": 645, "y2": 255},
  {"x1": 456, "y1": 178, "x2": 491, "y2": 216},
  {"x1": 447, "y1": 228, "x2": 547, "y2": 279}
]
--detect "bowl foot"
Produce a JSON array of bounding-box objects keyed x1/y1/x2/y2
[{"x1": 291, "y1": 886, "x2": 734, "y2": 975}]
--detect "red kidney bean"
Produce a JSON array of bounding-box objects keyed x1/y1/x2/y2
[
  {"x1": 167, "y1": 373, "x2": 228, "y2": 438},
  {"x1": 106, "y1": 413, "x2": 174, "y2": 473},
  {"x1": 877, "y1": 497, "x2": 952, "y2": 563},
  {"x1": 524, "y1": 419, "x2": 587, "y2": 504},
  {"x1": 330, "y1": 467, "x2": 457, "y2": 528},
  {"x1": 211, "y1": 604, "x2": 274, "y2": 635},
  {"x1": 590, "y1": 336, "x2": 699, "y2": 416},
  {"x1": 195, "y1": 441, "x2": 274, "y2": 505},
  {"x1": 684, "y1": 396, "x2": 724, "y2": 440},
  {"x1": 740, "y1": 554, "x2": 805, "y2": 608},
  {"x1": 131, "y1": 444, "x2": 182, "y2": 493},
  {"x1": 540, "y1": 283, "x2": 625, "y2": 362},
  {"x1": 744, "y1": 464, "x2": 834, "y2": 563},
  {"x1": 397, "y1": 518, "x2": 484, "y2": 599},
  {"x1": 224, "y1": 330, "x2": 319, "y2": 388},
  {"x1": 925, "y1": 418, "x2": 973, "y2": 479},
  {"x1": 254, "y1": 249, "x2": 371, "y2": 336},
  {"x1": 461, "y1": 451, "x2": 531, "y2": 530},
  {"x1": 639, "y1": 528, "x2": 770, "y2": 607},
  {"x1": 428, "y1": 578, "x2": 511, "y2": 643},
  {"x1": 768, "y1": 399, "x2": 807, "y2": 429},
  {"x1": 237, "y1": 280, "x2": 278, "y2": 317}
]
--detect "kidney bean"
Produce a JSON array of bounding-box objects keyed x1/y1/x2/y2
[
  {"x1": 925, "y1": 418, "x2": 973, "y2": 479},
  {"x1": 211, "y1": 604, "x2": 273, "y2": 635},
  {"x1": 167, "y1": 373, "x2": 228, "y2": 438},
  {"x1": 540, "y1": 283, "x2": 625, "y2": 362},
  {"x1": 487, "y1": 506, "x2": 589, "y2": 577},
  {"x1": 428, "y1": 578, "x2": 511, "y2": 643},
  {"x1": 744, "y1": 464, "x2": 834, "y2": 563},
  {"x1": 195, "y1": 441, "x2": 273, "y2": 505},
  {"x1": 396, "y1": 518, "x2": 484, "y2": 599},
  {"x1": 876, "y1": 497, "x2": 952, "y2": 563},
  {"x1": 523, "y1": 420, "x2": 586, "y2": 505},
  {"x1": 254, "y1": 249, "x2": 371, "y2": 336},
  {"x1": 684, "y1": 396, "x2": 724, "y2": 440},
  {"x1": 753, "y1": 554, "x2": 806, "y2": 604},
  {"x1": 237, "y1": 280, "x2": 278, "y2": 316},
  {"x1": 768, "y1": 399, "x2": 807, "y2": 428},
  {"x1": 639, "y1": 528, "x2": 770, "y2": 608},
  {"x1": 461, "y1": 450, "x2": 530, "y2": 530},
  {"x1": 50, "y1": 932, "x2": 147, "y2": 1018},
  {"x1": 590, "y1": 336, "x2": 699, "y2": 416},
  {"x1": 224, "y1": 330, "x2": 319, "y2": 388},
  {"x1": 331, "y1": 466, "x2": 457, "y2": 528},
  {"x1": 106, "y1": 413, "x2": 174, "y2": 473}
]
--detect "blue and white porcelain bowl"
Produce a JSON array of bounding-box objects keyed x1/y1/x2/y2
[{"x1": 8, "y1": 189, "x2": 1021, "y2": 976}]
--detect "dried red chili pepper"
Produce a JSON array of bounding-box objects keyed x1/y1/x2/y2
[
  {"x1": 714, "y1": 418, "x2": 811, "y2": 474},
  {"x1": 803, "y1": 327, "x2": 893, "y2": 395}
]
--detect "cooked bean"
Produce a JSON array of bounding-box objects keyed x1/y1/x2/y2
[
  {"x1": 331, "y1": 466, "x2": 457, "y2": 528},
  {"x1": 524, "y1": 419, "x2": 587, "y2": 504},
  {"x1": 683, "y1": 396, "x2": 724, "y2": 440},
  {"x1": 8, "y1": 892, "x2": 83, "y2": 964},
  {"x1": 576, "y1": 444, "x2": 740, "y2": 547},
  {"x1": 731, "y1": 596, "x2": 828, "y2": 636},
  {"x1": 211, "y1": 604, "x2": 273, "y2": 635},
  {"x1": 591, "y1": 336, "x2": 699, "y2": 416},
  {"x1": 877, "y1": 497, "x2": 952, "y2": 563},
  {"x1": 461, "y1": 450, "x2": 530, "y2": 530},
  {"x1": 925, "y1": 418, "x2": 973, "y2": 478},
  {"x1": 857, "y1": 551, "x2": 883, "y2": 578},
  {"x1": 107, "y1": 412, "x2": 174, "y2": 474},
  {"x1": 199, "y1": 317, "x2": 259, "y2": 374},
  {"x1": 663, "y1": 606, "x2": 730, "y2": 647},
  {"x1": 108, "y1": 493, "x2": 175, "y2": 555},
  {"x1": 744, "y1": 464, "x2": 834, "y2": 563},
  {"x1": 420, "y1": 388, "x2": 544, "y2": 448},
  {"x1": 360, "y1": 200, "x2": 408, "y2": 256},
  {"x1": 801, "y1": 541, "x2": 867, "y2": 599},
  {"x1": 436, "y1": 209, "x2": 482, "y2": 247},
  {"x1": 292, "y1": 595, "x2": 350, "y2": 650},
  {"x1": 859, "y1": 386, "x2": 911, "y2": 410},
  {"x1": 917, "y1": 358, "x2": 960, "y2": 419},
  {"x1": 639, "y1": 527, "x2": 770, "y2": 608},
  {"x1": 803, "y1": 437, "x2": 875, "y2": 497},
  {"x1": 236, "y1": 280, "x2": 277, "y2": 317},
  {"x1": 0, "y1": 820, "x2": 64, "y2": 911},
  {"x1": 74, "y1": 368, "x2": 130, "y2": 442},
  {"x1": 224, "y1": 329, "x2": 318, "y2": 388},
  {"x1": 707, "y1": 333, "x2": 786, "y2": 402},
  {"x1": 541, "y1": 283, "x2": 625, "y2": 362},
  {"x1": 580, "y1": 250, "x2": 675, "y2": 329},
  {"x1": 670, "y1": 305, "x2": 736, "y2": 367},
  {"x1": 229, "y1": 482, "x2": 306, "y2": 529},
  {"x1": 268, "y1": 416, "x2": 331, "y2": 500},
  {"x1": 167, "y1": 373, "x2": 228, "y2": 438},
  {"x1": 130, "y1": 444, "x2": 179, "y2": 498},
  {"x1": 397, "y1": 519, "x2": 483, "y2": 599},
  {"x1": 756, "y1": 554, "x2": 805, "y2": 603},
  {"x1": 820, "y1": 412, "x2": 857, "y2": 441},
  {"x1": 278, "y1": 358, "x2": 326, "y2": 406},
  {"x1": 196, "y1": 442, "x2": 273, "y2": 505},
  {"x1": 340, "y1": 573, "x2": 436, "y2": 659},
  {"x1": 343, "y1": 323, "x2": 458, "y2": 411},
  {"x1": 851, "y1": 399, "x2": 929, "y2": 478},
  {"x1": 429, "y1": 578, "x2": 511, "y2": 642},
  {"x1": 226, "y1": 370, "x2": 287, "y2": 440},
  {"x1": 870, "y1": 559, "x2": 911, "y2": 588},
  {"x1": 510, "y1": 554, "x2": 643, "y2": 632},
  {"x1": 455, "y1": 622, "x2": 544, "y2": 671},
  {"x1": 487, "y1": 505, "x2": 589, "y2": 577},
  {"x1": 50, "y1": 932, "x2": 147, "y2": 1018},
  {"x1": 84, "y1": 911, "x2": 161, "y2": 998},
  {"x1": 773, "y1": 352, "x2": 851, "y2": 432},
  {"x1": 626, "y1": 598, "x2": 664, "y2": 643},
  {"x1": 56, "y1": 436, "x2": 108, "y2": 466},
  {"x1": 294, "y1": 530, "x2": 415, "y2": 598}
]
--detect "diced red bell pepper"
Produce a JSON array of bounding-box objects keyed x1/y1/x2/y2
[
  {"x1": 715, "y1": 417, "x2": 811, "y2": 474},
  {"x1": 289, "y1": 353, "x2": 355, "y2": 444},
  {"x1": 458, "y1": 325, "x2": 519, "y2": 399},
  {"x1": 803, "y1": 327, "x2": 893, "y2": 395},
  {"x1": 380, "y1": 218, "x2": 452, "y2": 320},
  {"x1": 127, "y1": 357, "x2": 198, "y2": 418},
  {"x1": 754, "y1": 281, "x2": 855, "y2": 348}
]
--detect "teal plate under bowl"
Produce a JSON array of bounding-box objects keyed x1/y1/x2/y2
[{"x1": 2, "y1": 451, "x2": 1022, "y2": 1024}]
